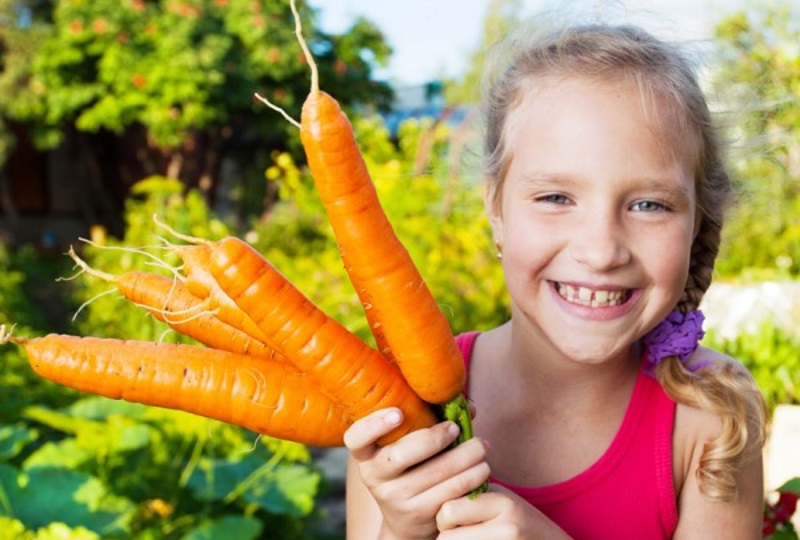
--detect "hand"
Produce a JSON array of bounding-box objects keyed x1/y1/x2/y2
[
  {"x1": 344, "y1": 407, "x2": 490, "y2": 540},
  {"x1": 436, "y1": 485, "x2": 572, "y2": 539}
]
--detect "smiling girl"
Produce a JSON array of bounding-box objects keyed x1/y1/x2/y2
[{"x1": 344, "y1": 23, "x2": 767, "y2": 539}]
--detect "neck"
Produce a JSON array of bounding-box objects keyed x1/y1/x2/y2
[{"x1": 491, "y1": 321, "x2": 641, "y2": 413}]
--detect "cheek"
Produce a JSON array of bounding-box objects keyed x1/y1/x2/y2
[
  {"x1": 648, "y1": 230, "x2": 694, "y2": 293},
  {"x1": 500, "y1": 222, "x2": 556, "y2": 279}
]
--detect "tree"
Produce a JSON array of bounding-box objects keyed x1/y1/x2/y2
[
  {"x1": 711, "y1": 1, "x2": 800, "y2": 277},
  {"x1": 0, "y1": 0, "x2": 393, "y2": 232}
]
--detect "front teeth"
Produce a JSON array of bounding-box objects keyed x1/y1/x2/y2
[{"x1": 557, "y1": 283, "x2": 627, "y2": 307}]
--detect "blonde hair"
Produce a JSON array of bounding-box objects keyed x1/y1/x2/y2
[{"x1": 482, "y1": 24, "x2": 766, "y2": 500}]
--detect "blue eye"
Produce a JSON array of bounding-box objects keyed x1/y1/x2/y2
[
  {"x1": 631, "y1": 200, "x2": 669, "y2": 212},
  {"x1": 537, "y1": 193, "x2": 571, "y2": 205}
]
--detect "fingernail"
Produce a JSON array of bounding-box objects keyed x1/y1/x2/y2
[
  {"x1": 448, "y1": 422, "x2": 461, "y2": 438},
  {"x1": 384, "y1": 410, "x2": 402, "y2": 426},
  {"x1": 482, "y1": 438, "x2": 491, "y2": 450}
]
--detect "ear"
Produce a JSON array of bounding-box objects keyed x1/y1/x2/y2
[{"x1": 484, "y1": 180, "x2": 504, "y2": 245}]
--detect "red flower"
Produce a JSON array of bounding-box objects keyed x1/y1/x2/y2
[
  {"x1": 131, "y1": 74, "x2": 147, "y2": 88},
  {"x1": 763, "y1": 515, "x2": 776, "y2": 537},
  {"x1": 775, "y1": 491, "x2": 799, "y2": 523},
  {"x1": 91, "y1": 18, "x2": 109, "y2": 34},
  {"x1": 266, "y1": 47, "x2": 280, "y2": 64}
]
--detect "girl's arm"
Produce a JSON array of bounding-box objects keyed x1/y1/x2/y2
[
  {"x1": 344, "y1": 408, "x2": 490, "y2": 540},
  {"x1": 672, "y1": 381, "x2": 765, "y2": 539}
]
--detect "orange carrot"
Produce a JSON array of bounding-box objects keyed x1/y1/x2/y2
[
  {"x1": 4, "y1": 331, "x2": 349, "y2": 446},
  {"x1": 205, "y1": 236, "x2": 437, "y2": 445},
  {"x1": 172, "y1": 242, "x2": 275, "y2": 349},
  {"x1": 292, "y1": 6, "x2": 465, "y2": 406},
  {"x1": 68, "y1": 247, "x2": 274, "y2": 358},
  {"x1": 119, "y1": 271, "x2": 277, "y2": 358}
]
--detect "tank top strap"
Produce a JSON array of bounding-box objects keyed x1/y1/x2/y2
[{"x1": 454, "y1": 331, "x2": 480, "y2": 391}]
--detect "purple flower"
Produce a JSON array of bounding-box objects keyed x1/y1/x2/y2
[{"x1": 642, "y1": 310, "x2": 706, "y2": 374}]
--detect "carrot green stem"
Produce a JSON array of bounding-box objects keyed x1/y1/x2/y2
[{"x1": 443, "y1": 394, "x2": 488, "y2": 498}]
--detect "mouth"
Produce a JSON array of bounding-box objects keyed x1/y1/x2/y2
[{"x1": 555, "y1": 282, "x2": 633, "y2": 308}]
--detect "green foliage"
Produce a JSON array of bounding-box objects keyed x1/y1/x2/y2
[
  {"x1": 25, "y1": 0, "x2": 289, "y2": 147},
  {"x1": 70, "y1": 176, "x2": 229, "y2": 342},
  {"x1": 704, "y1": 321, "x2": 800, "y2": 412},
  {"x1": 713, "y1": 1, "x2": 800, "y2": 279},
  {"x1": 2, "y1": 0, "x2": 392, "y2": 152},
  {"x1": 0, "y1": 178, "x2": 332, "y2": 538},
  {"x1": 0, "y1": 394, "x2": 325, "y2": 538}
]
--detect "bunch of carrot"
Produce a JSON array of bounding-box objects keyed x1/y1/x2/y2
[{"x1": 3, "y1": 0, "x2": 478, "y2": 460}]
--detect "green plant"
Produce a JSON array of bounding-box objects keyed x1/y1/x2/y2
[
  {"x1": 1, "y1": 177, "x2": 336, "y2": 539},
  {"x1": 703, "y1": 321, "x2": 800, "y2": 413}
]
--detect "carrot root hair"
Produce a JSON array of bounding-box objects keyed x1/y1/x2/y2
[
  {"x1": 253, "y1": 0, "x2": 318, "y2": 125},
  {"x1": 66, "y1": 246, "x2": 213, "y2": 325},
  {"x1": 0, "y1": 324, "x2": 26, "y2": 346},
  {"x1": 152, "y1": 214, "x2": 213, "y2": 247},
  {"x1": 290, "y1": 0, "x2": 318, "y2": 94},
  {"x1": 253, "y1": 93, "x2": 300, "y2": 129}
]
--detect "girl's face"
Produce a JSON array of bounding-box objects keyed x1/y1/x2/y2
[{"x1": 487, "y1": 76, "x2": 698, "y2": 365}]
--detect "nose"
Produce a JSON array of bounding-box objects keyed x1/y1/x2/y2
[{"x1": 569, "y1": 210, "x2": 632, "y2": 271}]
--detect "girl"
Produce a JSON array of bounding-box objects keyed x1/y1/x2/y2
[{"x1": 344, "y1": 23, "x2": 767, "y2": 539}]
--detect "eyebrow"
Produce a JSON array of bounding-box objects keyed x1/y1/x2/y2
[{"x1": 519, "y1": 171, "x2": 695, "y2": 199}]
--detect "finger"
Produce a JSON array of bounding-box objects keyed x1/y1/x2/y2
[
  {"x1": 407, "y1": 437, "x2": 490, "y2": 499},
  {"x1": 428, "y1": 462, "x2": 491, "y2": 510},
  {"x1": 437, "y1": 491, "x2": 499, "y2": 530},
  {"x1": 375, "y1": 420, "x2": 462, "y2": 471},
  {"x1": 344, "y1": 407, "x2": 403, "y2": 460}
]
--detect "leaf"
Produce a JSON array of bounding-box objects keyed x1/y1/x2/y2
[
  {"x1": 185, "y1": 457, "x2": 253, "y2": 503},
  {"x1": 243, "y1": 463, "x2": 320, "y2": 518},
  {"x1": 0, "y1": 424, "x2": 38, "y2": 461},
  {"x1": 22, "y1": 440, "x2": 92, "y2": 470},
  {"x1": 179, "y1": 515, "x2": 262, "y2": 540},
  {"x1": 0, "y1": 462, "x2": 20, "y2": 516},
  {"x1": 67, "y1": 396, "x2": 150, "y2": 421},
  {"x1": 23, "y1": 406, "x2": 97, "y2": 435},
  {"x1": 778, "y1": 477, "x2": 800, "y2": 495},
  {"x1": 23, "y1": 406, "x2": 153, "y2": 455},
  {"x1": 0, "y1": 464, "x2": 134, "y2": 536},
  {"x1": 32, "y1": 522, "x2": 100, "y2": 540},
  {"x1": 0, "y1": 516, "x2": 32, "y2": 540},
  {"x1": 767, "y1": 531, "x2": 798, "y2": 540},
  {"x1": 185, "y1": 454, "x2": 320, "y2": 517}
]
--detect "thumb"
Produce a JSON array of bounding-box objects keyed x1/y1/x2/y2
[{"x1": 343, "y1": 408, "x2": 403, "y2": 461}]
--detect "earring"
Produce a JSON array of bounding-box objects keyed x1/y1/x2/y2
[{"x1": 495, "y1": 240, "x2": 503, "y2": 260}]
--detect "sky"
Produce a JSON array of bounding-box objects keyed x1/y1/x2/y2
[{"x1": 307, "y1": 0, "x2": 795, "y2": 86}]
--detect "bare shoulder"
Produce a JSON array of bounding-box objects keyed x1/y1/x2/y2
[{"x1": 670, "y1": 346, "x2": 766, "y2": 539}]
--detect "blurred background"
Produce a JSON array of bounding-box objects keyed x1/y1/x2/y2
[{"x1": 0, "y1": 0, "x2": 798, "y2": 538}]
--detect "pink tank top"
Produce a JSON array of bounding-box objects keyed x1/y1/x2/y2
[{"x1": 455, "y1": 331, "x2": 678, "y2": 539}]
